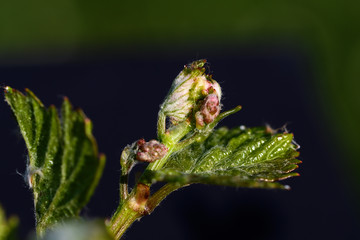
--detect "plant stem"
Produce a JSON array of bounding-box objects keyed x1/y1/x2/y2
[
  {"x1": 110, "y1": 106, "x2": 243, "y2": 239},
  {"x1": 109, "y1": 199, "x2": 141, "y2": 240},
  {"x1": 119, "y1": 170, "x2": 129, "y2": 201},
  {"x1": 109, "y1": 183, "x2": 186, "y2": 240}
]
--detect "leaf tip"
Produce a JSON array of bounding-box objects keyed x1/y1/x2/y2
[
  {"x1": 84, "y1": 117, "x2": 91, "y2": 124},
  {"x1": 99, "y1": 153, "x2": 106, "y2": 161},
  {"x1": 84, "y1": 117, "x2": 94, "y2": 136},
  {"x1": 63, "y1": 96, "x2": 72, "y2": 106},
  {"x1": 235, "y1": 105, "x2": 242, "y2": 110},
  {"x1": 25, "y1": 88, "x2": 44, "y2": 106},
  {"x1": 84, "y1": 117, "x2": 91, "y2": 126},
  {"x1": 265, "y1": 124, "x2": 276, "y2": 135},
  {"x1": 4, "y1": 86, "x2": 13, "y2": 93},
  {"x1": 62, "y1": 96, "x2": 73, "y2": 111}
]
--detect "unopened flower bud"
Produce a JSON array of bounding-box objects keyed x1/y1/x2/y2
[
  {"x1": 161, "y1": 60, "x2": 222, "y2": 124},
  {"x1": 195, "y1": 94, "x2": 221, "y2": 128},
  {"x1": 136, "y1": 139, "x2": 168, "y2": 163}
]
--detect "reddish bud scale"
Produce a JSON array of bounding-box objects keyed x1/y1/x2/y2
[
  {"x1": 136, "y1": 139, "x2": 168, "y2": 163},
  {"x1": 195, "y1": 94, "x2": 221, "y2": 128}
]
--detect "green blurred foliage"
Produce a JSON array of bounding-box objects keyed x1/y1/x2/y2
[
  {"x1": 0, "y1": 205, "x2": 18, "y2": 240},
  {"x1": 0, "y1": 0, "x2": 359, "y2": 191},
  {"x1": 40, "y1": 220, "x2": 112, "y2": 240}
]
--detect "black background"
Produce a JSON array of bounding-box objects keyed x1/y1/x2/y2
[{"x1": 0, "y1": 46, "x2": 358, "y2": 239}]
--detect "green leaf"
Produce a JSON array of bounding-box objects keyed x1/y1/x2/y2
[
  {"x1": 0, "y1": 205, "x2": 18, "y2": 240},
  {"x1": 143, "y1": 126, "x2": 300, "y2": 189},
  {"x1": 4, "y1": 87, "x2": 106, "y2": 234}
]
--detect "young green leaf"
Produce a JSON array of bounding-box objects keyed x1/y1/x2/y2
[
  {"x1": 4, "y1": 87, "x2": 105, "y2": 235},
  {"x1": 0, "y1": 205, "x2": 18, "y2": 240},
  {"x1": 143, "y1": 126, "x2": 300, "y2": 189}
]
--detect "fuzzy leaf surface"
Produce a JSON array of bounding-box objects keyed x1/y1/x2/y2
[
  {"x1": 4, "y1": 87, "x2": 105, "y2": 234},
  {"x1": 144, "y1": 126, "x2": 300, "y2": 189}
]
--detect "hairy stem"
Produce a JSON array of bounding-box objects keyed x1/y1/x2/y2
[
  {"x1": 109, "y1": 200, "x2": 141, "y2": 240},
  {"x1": 109, "y1": 183, "x2": 184, "y2": 240},
  {"x1": 119, "y1": 170, "x2": 129, "y2": 202}
]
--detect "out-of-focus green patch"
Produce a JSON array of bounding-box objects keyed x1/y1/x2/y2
[
  {"x1": 39, "y1": 220, "x2": 113, "y2": 240},
  {"x1": 0, "y1": 205, "x2": 18, "y2": 240}
]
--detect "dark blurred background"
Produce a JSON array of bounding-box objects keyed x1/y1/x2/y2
[{"x1": 0, "y1": 1, "x2": 359, "y2": 239}]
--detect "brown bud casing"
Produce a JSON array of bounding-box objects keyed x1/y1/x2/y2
[
  {"x1": 195, "y1": 94, "x2": 220, "y2": 128},
  {"x1": 128, "y1": 183, "x2": 150, "y2": 215},
  {"x1": 136, "y1": 139, "x2": 168, "y2": 162}
]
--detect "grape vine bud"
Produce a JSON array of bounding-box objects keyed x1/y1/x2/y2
[
  {"x1": 136, "y1": 139, "x2": 168, "y2": 163},
  {"x1": 161, "y1": 59, "x2": 222, "y2": 125}
]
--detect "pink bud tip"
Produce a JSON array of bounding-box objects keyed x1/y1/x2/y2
[{"x1": 195, "y1": 94, "x2": 220, "y2": 128}]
